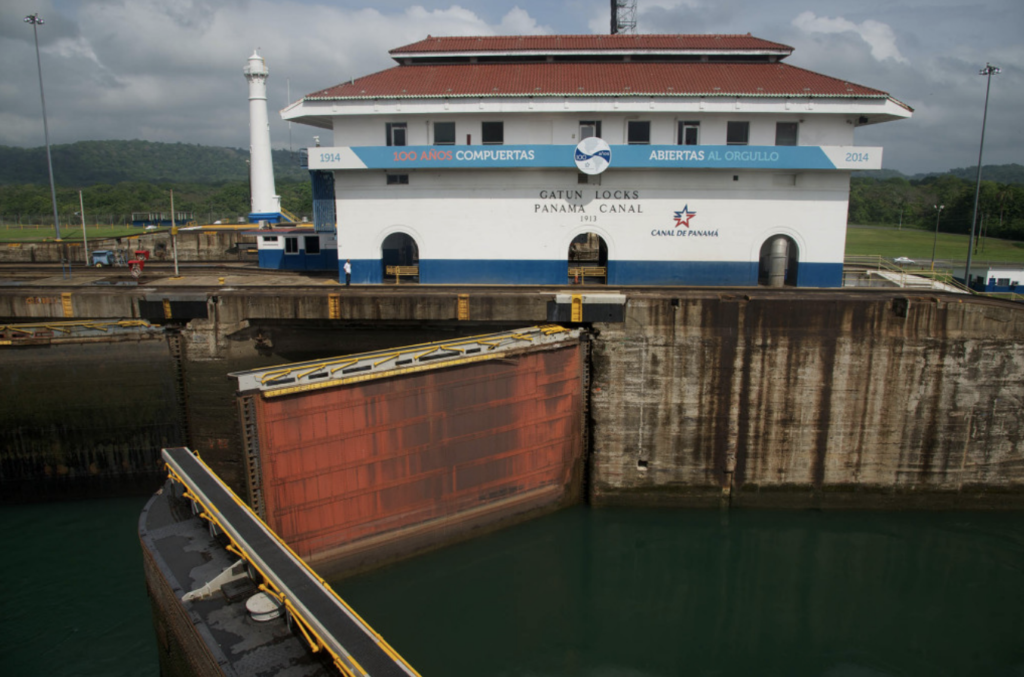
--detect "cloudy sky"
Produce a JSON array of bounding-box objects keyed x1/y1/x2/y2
[{"x1": 2, "y1": 0, "x2": 1020, "y2": 174}]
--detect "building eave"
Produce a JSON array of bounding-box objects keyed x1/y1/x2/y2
[
  {"x1": 302, "y1": 92, "x2": 891, "y2": 102},
  {"x1": 392, "y1": 48, "x2": 792, "y2": 61},
  {"x1": 281, "y1": 100, "x2": 333, "y2": 129}
]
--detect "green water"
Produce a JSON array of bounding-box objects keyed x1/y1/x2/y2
[
  {"x1": 2, "y1": 500, "x2": 1023, "y2": 677},
  {"x1": 336, "y1": 507, "x2": 1024, "y2": 677},
  {"x1": 0, "y1": 497, "x2": 157, "y2": 677}
]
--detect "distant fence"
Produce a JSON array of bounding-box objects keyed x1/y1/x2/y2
[{"x1": 0, "y1": 213, "x2": 313, "y2": 228}]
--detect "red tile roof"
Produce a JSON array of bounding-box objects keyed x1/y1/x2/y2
[
  {"x1": 306, "y1": 62, "x2": 888, "y2": 100},
  {"x1": 390, "y1": 34, "x2": 793, "y2": 55}
]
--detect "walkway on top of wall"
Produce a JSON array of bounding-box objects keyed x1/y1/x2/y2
[{"x1": 163, "y1": 446, "x2": 419, "y2": 677}]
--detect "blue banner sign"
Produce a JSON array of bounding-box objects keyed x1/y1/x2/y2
[{"x1": 307, "y1": 144, "x2": 881, "y2": 171}]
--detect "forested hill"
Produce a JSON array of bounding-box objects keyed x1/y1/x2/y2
[
  {"x1": 0, "y1": 140, "x2": 308, "y2": 186},
  {"x1": 5, "y1": 139, "x2": 1020, "y2": 189},
  {"x1": 943, "y1": 163, "x2": 1024, "y2": 184},
  {"x1": 856, "y1": 163, "x2": 1024, "y2": 185}
]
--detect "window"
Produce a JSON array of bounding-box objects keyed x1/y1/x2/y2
[
  {"x1": 627, "y1": 120, "x2": 651, "y2": 144},
  {"x1": 261, "y1": 236, "x2": 278, "y2": 242},
  {"x1": 727, "y1": 121, "x2": 749, "y2": 145},
  {"x1": 285, "y1": 237, "x2": 298, "y2": 254},
  {"x1": 386, "y1": 174, "x2": 409, "y2": 185},
  {"x1": 997, "y1": 278, "x2": 1011, "y2": 287},
  {"x1": 579, "y1": 120, "x2": 602, "y2": 140},
  {"x1": 678, "y1": 121, "x2": 700, "y2": 145},
  {"x1": 434, "y1": 122, "x2": 455, "y2": 145},
  {"x1": 482, "y1": 122, "x2": 504, "y2": 145},
  {"x1": 305, "y1": 236, "x2": 320, "y2": 255},
  {"x1": 386, "y1": 122, "x2": 407, "y2": 146},
  {"x1": 776, "y1": 122, "x2": 799, "y2": 146}
]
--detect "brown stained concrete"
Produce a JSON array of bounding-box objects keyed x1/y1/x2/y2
[
  {"x1": 589, "y1": 293, "x2": 1024, "y2": 509},
  {"x1": 0, "y1": 338, "x2": 181, "y2": 500},
  {"x1": 3, "y1": 272, "x2": 1024, "y2": 508}
]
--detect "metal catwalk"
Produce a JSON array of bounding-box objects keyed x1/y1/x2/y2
[{"x1": 163, "y1": 446, "x2": 419, "y2": 677}]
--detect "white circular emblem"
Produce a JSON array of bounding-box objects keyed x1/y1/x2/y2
[{"x1": 574, "y1": 137, "x2": 612, "y2": 175}]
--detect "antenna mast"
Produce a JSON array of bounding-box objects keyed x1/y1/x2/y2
[{"x1": 610, "y1": 0, "x2": 637, "y2": 34}]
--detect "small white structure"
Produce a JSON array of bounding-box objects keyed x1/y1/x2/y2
[
  {"x1": 282, "y1": 34, "x2": 912, "y2": 286},
  {"x1": 244, "y1": 50, "x2": 283, "y2": 223},
  {"x1": 964, "y1": 265, "x2": 1024, "y2": 293},
  {"x1": 244, "y1": 226, "x2": 338, "y2": 270}
]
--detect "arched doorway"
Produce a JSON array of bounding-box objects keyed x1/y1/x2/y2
[
  {"x1": 568, "y1": 232, "x2": 608, "y2": 285},
  {"x1": 758, "y1": 235, "x2": 799, "y2": 286},
  {"x1": 381, "y1": 232, "x2": 419, "y2": 284}
]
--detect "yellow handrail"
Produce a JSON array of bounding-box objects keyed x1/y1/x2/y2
[{"x1": 165, "y1": 451, "x2": 421, "y2": 677}]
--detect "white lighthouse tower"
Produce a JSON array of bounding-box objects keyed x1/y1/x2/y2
[{"x1": 243, "y1": 50, "x2": 282, "y2": 223}]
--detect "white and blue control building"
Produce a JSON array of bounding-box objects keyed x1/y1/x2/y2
[{"x1": 278, "y1": 34, "x2": 911, "y2": 286}]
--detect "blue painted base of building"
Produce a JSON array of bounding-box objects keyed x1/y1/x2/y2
[
  {"x1": 259, "y1": 249, "x2": 339, "y2": 271},
  {"x1": 971, "y1": 282, "x2": 1021, "y2": 293},
  {"x1": 345, "y1": 259, "x2": 843, "y2": 287}
]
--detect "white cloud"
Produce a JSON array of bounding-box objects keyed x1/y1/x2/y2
[
  {"x1": 792, "y1": 11, "x2": 908, "y2": 64},
  {"x1": 642, "y1": 0, "x2": 700, "y2": 10},
  {"x1": 0, "y1": 0, "x2": 553, "y2": 150},
  {"x1": 2, "y1": 0, "x2": 1021, "y2": 175},
  {"x1": 499, "y1": 6, "x2": 552, "y2": 34},
  {"x1": 588, "y1": 0, "x2": 702, "y2": 34},
  {"x1": 46, "y1": 35, "x2": 109, "y2": 73}
]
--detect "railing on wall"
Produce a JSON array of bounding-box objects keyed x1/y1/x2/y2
[
  {"x1": 163, "y1": 447, "x2": 420, "y2": 677},
  {"x1": 843, "y1": 256, "x2": 1024, "y2": 302},
  {"x1": 843, "y1": 255, "x2": 969, "y2": 293}
]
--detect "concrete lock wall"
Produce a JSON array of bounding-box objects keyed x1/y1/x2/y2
[
  {"x1": 589, "y1": 294, "x2": 1024, "y2": 508},
  {"x1": 0, "y1": 338, "x2": 185, "y2": 500},
  {"x1": 140, "y1": 541, "x2": 225, "y2": 677},
  {"x1": 5, "y1": 285, "x2": 1024, "y2": 511}
]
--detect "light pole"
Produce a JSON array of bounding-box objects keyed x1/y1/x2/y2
[
  {"x1": 171, "y1": 190, "x2": 180, "y2": 277},
  {"x1": 931, "y1": 204, "x2": 944, "y2": 270},
  {"x1": 964, "y1": 63, "x2": 1000, "y2": 285},
  {"x1": 24, "y1": 13, "x2": 61, "y2": 242},
  {"x1": 78, "y1": 190, "x2": 89, "y2": 264}
]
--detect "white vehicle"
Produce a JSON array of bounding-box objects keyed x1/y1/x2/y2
[{"x1": 893, "y1": 257, "x2": 915, "y2": 265}]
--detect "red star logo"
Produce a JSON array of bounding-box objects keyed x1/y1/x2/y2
[{"x1": 673, "y1": 205, "x2": 697, "y2": 228}]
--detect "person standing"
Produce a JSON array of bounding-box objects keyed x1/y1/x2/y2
[{"x1": 344, "y1": 259, "x2": 352, "y2": 286}]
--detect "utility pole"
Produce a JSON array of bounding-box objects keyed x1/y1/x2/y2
[
  {"x1": 964, "y1": 63, "x2": 1000, "y2": 286},
  {"x1": 24, "y1": 14, "x2": 61, "y2": 242},
  {"x1": 171, "y1": 190, "x2": 180, "y2": 277},
  {"x1": 930, "y1": 204, "x2": 944, "y2": 271},
  {"x1": 79, "y1": 190, "x2": 90, "y2": 264}
]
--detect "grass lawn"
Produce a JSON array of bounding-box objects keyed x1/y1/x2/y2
[
  {"x1": 0, "y1": 225, "x2": 158, "y2": 243},
  {"x1": 5, "y1": 221, "x2": 1024, "y2": 266},
  {"x1": 846, "y1": 225, "x2": 1024, "y2": 264}
]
